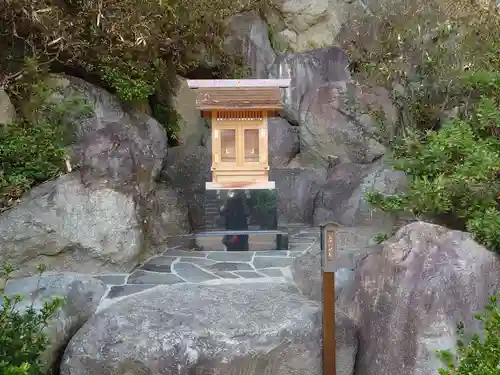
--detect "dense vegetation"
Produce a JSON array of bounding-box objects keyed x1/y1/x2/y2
[
  {"x1": 0, "y1": 263, "x2": 63, "y2": 375},
  {"x1": 341, "y1": 0, "x2": 500, "y2": 253},
  {"x1": 0, "y1": 0, "x2": 260, "y2": 140},
  {"x1": 0, "y1": 0, "x2": 262, "y2": 210},
  {"x1": 437, "y1": 295, "x2": 499, "y2": 375}
]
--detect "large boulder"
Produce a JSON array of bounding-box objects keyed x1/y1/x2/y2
[
  {"x1": 4, "y1": 272, "x2": 106, "y2": 373},
  {"x1": 268, "y1": 117, "x2": 300, "y2": 168},
  {"x1": 264, "y1": 0, "x2": 347, "y2": 51},
  {"x1": 0, "y1": 88, "x2": 15, "y2": 125},
  {"x1": 0, "y1": 75, "x2": 185, "y2": 276},
  {"x1": 226, "y1": 12, "x2": 276, "y2": 78},
  {"x1": 61, "y1": 283, "x2": 322, "y2": 375},
  {"x1": 299, "y1": 82, "x2": 388, "y2": 166},
  {"x1": 341, "y1": 222, "x2": 500, "y2": 375},
  {"x1": 161, "y1": 144, "x2": 211, "y2": 230},
  {"x1": 0, "y1": 173, "x2": 144, "y2": 276},
  {"x1": 313, "y1": 160, "x2": 408, "y2": 230},
  {"x1": 50, "y1": 75, "x2": 168, "y2": 197},
  {"x1": 270, "y1": 167, "x2": 326, "y2": 224},
  {"x1": 291, "y1": 232, "x2": 378, "y2": 303},
  {"x1": 269, "y1": 47, "x2": 350, "y2": 125}
]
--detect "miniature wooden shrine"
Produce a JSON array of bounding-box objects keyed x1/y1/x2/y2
[{"x1": 187, "y1": 79, "x2": 291, "y2": 190}]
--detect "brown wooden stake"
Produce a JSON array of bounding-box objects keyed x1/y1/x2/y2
[{"x1": 323, "y1": 271, "x2": 336, "y2": 375}]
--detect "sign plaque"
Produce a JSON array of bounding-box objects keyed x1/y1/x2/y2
[{"x1": 321, "y1": 221, "x2": 338, "y2": 272}]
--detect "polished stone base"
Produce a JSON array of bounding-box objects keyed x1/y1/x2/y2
[{"x1": 203, "y1": 188, "x2": 279, "y2": 231}]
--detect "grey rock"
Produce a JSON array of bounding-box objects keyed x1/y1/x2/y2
[
  {"x1": 128, "y1": 270, "x2": 184, "y2": 285},
  {"x1": 226, "y1": 12, "x2": 276, "y2": 78},
  {"x1": 299, "y1": 82, "x2": 387, "y2": 166},
  {"x1": 268, "y1": 117, "x2": 300, "y2": 168},
  {"x1": 0, "y1": 173, "x2": 143, "y2": 276},
  {"x1": 51, "y1": 75, "x2": 167, "y2": 197},
  {"x1": 271, "y1": 167, "x2": 327, "y2": 224},
  {"x1": 269, "y1": 47, "x2": 350, "y2": 125},
  {"x1": 173, "y1": 262, "x2": 219, "y2": 282},
  {"x1": 163, "y1": 249, "x2": 208, "y2": 258},
  {"x1": 62, "y1": 284, "x2": 322, "y2": 375},
  {"x1": 291, "y1": 240, "x2": 376, "y2": 302},
  {"x1": 342, "y1": 222, "x2": 500, "y2": 375},
  {"x1": 335, "y1": 313, "x2": 358, "y2": 375},
  {"x1": 145, "y1": 183, "x2": 191, "y2": 248},
  {"x1": 0, "y1": 88, "x2": 15, "y2": 125},
  {"x1": 4, "y1": 272, "x2": 106, "y2": 373},
  {"x1": 161, "y1": 144, "x2": 211, "y2": 230}
]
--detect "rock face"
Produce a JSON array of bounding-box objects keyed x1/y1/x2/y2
[
  {"x1": 52, "y1": 75, "x2": 167, "y2": 197},
  {"x1": 299, "y1": 82, "x2": 387, "y2": 165},
  {"x1": 269, "y1": 47, "x2": 350, "y2": 125},
  {"x1": 161, "y1": 144, "x2": 211, "y2": 230},
  {"x1": 0, "y1": 88, "x2": 15, "y2": 124},
  {"x1": 268, "y1": 117, "x2": 300, "y2": 168},
  {"x1": 0, "y1": 74, "x2": 189, "y2": 276},
  {"x1": 4, "y1": 272, "x2": 106, "y2": 373},
  {"x1": 313, "y1": 160, "x2": 408, "y2": 229},
  {"x1": 271, "y1": 168, "x2": 326, "y2": 224},
  {"x1": 61, "y1": 283, "x2": 323, "y2": 375},
  {"x1": 341, "y1": 222, "x2": 500, "y2": 375},
  {"x1": 226, "y1": 12, "x2": 277, "y2": 78},
  {"x1": 0, "y1": 173, "x2": 144, "y2": 276}
]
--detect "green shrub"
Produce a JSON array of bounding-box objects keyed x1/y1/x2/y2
[
  {"x1": 437, "y1": 295, "x2": 500, "y2": 375},
  {"x1": 0, "y1": 71, "x2": 92, "y2": 211},
  {"x1": 0, "y1": 263, "x2": 64, "y2": 375},
  {"x1": 344, "y1": 0, "x2": 500, "y2": 252}
]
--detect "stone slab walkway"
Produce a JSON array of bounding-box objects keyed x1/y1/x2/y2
[{"x1": 94, "y1": 226, "x2": 319, "y2": 300}]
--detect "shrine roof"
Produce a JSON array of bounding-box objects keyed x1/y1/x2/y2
[
  {"x1": 187, "y1": 79, "x2": 291, "y2": 89},
  {"x1": 187, "y1": 79, "x2": 289, "y2": 111}
]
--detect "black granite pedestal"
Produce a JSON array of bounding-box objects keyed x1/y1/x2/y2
[{"x1": 197, "y1": 188, "x2": 288, "y2": 251}]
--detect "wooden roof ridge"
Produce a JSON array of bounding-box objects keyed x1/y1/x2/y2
[{"x1": 187, "y1": 79, "x2": 291, "y2": 89}]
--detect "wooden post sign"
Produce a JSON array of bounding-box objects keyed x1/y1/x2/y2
[{"x1": 320, "y1": 221, "x2": 338, "y2": 375}]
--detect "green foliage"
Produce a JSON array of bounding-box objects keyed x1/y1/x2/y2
[
  {"x1": 0, "y1": 70, "x2": 92, "y2": 211},
  {"x1": 98, "y1": 63, "x2": 157, "y2": 102},
  {"x1": 151, "y1": 102, "x2": 181, "y2": 144},
  {"x1": 437, "y1": 295, "x2": 500, "y2": 375},
  {"x1": 345, "y1": 0, "x2": 500, "y2": 252},
  {"x1": 0, "y1": 263, "x2": 64, "y2": 375},
  {"x1": 373, "y1": 232, "x2": 389, "y2": 244}
]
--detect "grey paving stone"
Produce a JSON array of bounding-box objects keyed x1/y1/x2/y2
[
  {"x1": 107, "y1": 285, "x2": 157, "y2": 299},
  {"x1": 289, "y1": 243, "x2": 309, "y2": 250},
  {"x1": 207, "y1": 252, "x2": 254, "y2": 262},
  {"x1": 207, "y1": 262, "x2": 253, "y2": 272},
  {"x1": 128, "y1": 270, "x2": 184, "y2": 285},
  {"x1": 232, "y1": 271, "x2": 265, "y2": 279},
  {"x1": 174, "y1": 262, "x2": 220, "y2": 282},
  {"x1": 162, "y1": 249, "x2": 208, "y2": 258},
  {"x1": 94, "y1": 274, "x2": 128, "y2": 285},
  {"x1": 253, "y1": 256, "x2": 294, "y2": 269},
  {"x1": 255, "y1": 250, "x2": 289, "y2": 257},
  {"x1": 140, "y1": 256, "x2": 175, "y2": 272},
  {"x1": 258, "y1": 268, "x2": 284, "y2": 277},
  {"x1": 179, "y1": 258, "x2": 217, "y2": 267},
  {"x1": 213, "y1": 271, "x2": 240, "y2": 279}
]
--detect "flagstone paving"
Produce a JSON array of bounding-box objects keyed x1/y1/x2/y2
[{"x1": 95, "y1": 226, "x2": 319, "y2": 300}]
